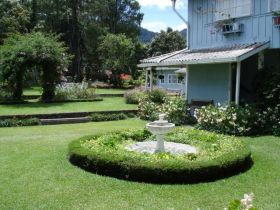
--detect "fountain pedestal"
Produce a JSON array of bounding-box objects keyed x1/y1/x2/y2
[
  {"x1": 146, "y1": 114, "x2": 175, "y2": 153},
  {"x1": 156, "y1": 134, "x2": 165, "y2": 153}
]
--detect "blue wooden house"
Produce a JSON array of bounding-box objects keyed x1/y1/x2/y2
[{"x1": 139, "y1": 0, "x2": 280, "y2": 105}]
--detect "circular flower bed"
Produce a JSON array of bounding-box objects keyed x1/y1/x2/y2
[{"x1": 68, "y1": 128, "x2": 252, "y2": 183}]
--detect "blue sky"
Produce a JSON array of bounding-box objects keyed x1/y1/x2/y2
[{"x1": 137, "y1": 0, "x2": 188, "y2": 32}]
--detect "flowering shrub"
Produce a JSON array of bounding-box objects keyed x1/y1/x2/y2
[
  {"x1": 148, "y1": 88, "x2": 167, "y2": 103},
  {"x1": 124, "y1": 88, "x2": 145, "y2": 104},
  {"x1": 195, "y1": 104, "x2": 262, "y2": 136},
  {"x1": 138, "y1": 96, "x2": 192, "y2": 125},
  {"x1": 226, "y1": 193, "x2": 257, "y2": 210},
  {"x1": 54, "y1": 82, "x2": 97, "y2": 101}
]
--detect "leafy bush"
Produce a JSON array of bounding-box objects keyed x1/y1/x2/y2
[
  {"x1": 68, "y1": 128, "x2": 251, "y2": 183},
  {"x1": 124, "y1": 88, "x2": 145, "y2": 104},
  {"x1": 54, "y1": 83, "x2": 98, "y2": 101},
  {"x1": 148, "y1": 88, "x2": 167, "y2": 103},
  {"x1": 273, "y1": 120, "x2": 280, "y2": 136},
  {"x1": 195, "y1": 104, "x2": 262, "y2": 136},
  {"x1": 0, "y1": 118, "x2": 41, "y2": 127},
  {"x1": 138, "y1": 96, "x2": 192, "y2": 125},
  {"x1": 90, "y1": 113, "x2": 129, "y2": 122},
  {"x1": 0, "y1": 32, "x2": 72, "y2": 101}
]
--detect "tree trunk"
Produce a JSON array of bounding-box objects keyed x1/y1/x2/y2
[{"x1": 70, "y1": 0, "x2": 82, "y2": 81}]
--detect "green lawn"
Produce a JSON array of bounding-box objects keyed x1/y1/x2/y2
[
  {"x1": 23, "y1": 86, "x2": 42, "y2": 96},
  {"x1": 95, "y1": 88, "x2": 126, "y2": 94},
  {"x1": 23, "y1": 87, "x2": 126, "y2": 96},
  {"x1": 0, "y1": 119, "x2": 279, "y2": 209},
  {"x1": 0, "y1": 97, "x2": 137, "y2": 116}
]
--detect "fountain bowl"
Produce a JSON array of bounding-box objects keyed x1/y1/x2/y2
[{"x1": 146, "y1": 122, "x2": 175, "y2": 135}]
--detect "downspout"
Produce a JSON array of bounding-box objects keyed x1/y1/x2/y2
[{"x1": 171, "y1": 0, "x2": 190, "y2": 49}]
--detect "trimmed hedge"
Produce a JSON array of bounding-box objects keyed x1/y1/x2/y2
[
  {"x1": 68, "y1": 128, "x2": 252, "y2": 183},
  {"x1": 90, "y1": 113, "x2": 136, "y2": 122},
  {"x1": 0, "y1": 118, "x2": 41, "y2": 127}
]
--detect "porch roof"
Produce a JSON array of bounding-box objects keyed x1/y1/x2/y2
[{"x1": 138, "y1": 42, "x2": 270, "y2": 68}]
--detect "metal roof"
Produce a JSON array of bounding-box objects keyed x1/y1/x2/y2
[{"x1": 138, "y1": 42, "x2": 270, "y2": 68}]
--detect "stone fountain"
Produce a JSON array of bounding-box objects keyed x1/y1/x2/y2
[
  {"x1": 146, "y1": 113, "x2": 175, "y2": 153},
  {"x1": 126, "y1": 114, "x2": 197, "y2": 155}
]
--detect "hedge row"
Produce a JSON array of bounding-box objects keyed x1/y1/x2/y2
[
  {"x1": 0, "y1": 118, "x2": 41, "y2": 127},
  {"x1": 68, "y1": 129, "x2": 252, "y2": 184},
  {"x1": 90, "y1": 113, "x2": 137, "y2": 122}
]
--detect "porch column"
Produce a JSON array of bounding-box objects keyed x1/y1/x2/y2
[
  {"x1": 145, "y1": 68, "x2": 148, "y2": 91},
  {"x1": 149, "y1": 68, "x2": 153, "y2": 92},
  {"x1": 235, "y1": 62, "x2": 241, "y2": 105},
  {"x1": 185, "y1": 66, "x2": 189, "y2": 101}
]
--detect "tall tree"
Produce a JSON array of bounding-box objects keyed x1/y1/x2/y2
[{"x1": 147, "y1": 27, "x2": 186, "y2": 57}]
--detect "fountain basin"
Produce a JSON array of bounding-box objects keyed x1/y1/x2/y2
[
  {"x1": 126, "y1": 141, "x2": 197, "y2": 155},
  {"x1": 146, "y1": 122, "x2": 175, "y2": 135}
]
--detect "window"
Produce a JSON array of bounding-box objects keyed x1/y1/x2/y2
[
  {"x1": 168, "y1": 74, "x2": 179, "y2": 84},
  {"x1": 270, "y1": 0, "x2": 280, "y2": 11},
  {"x1": 158, "y1": 75, "x2": 165, "y2": 84},
  {"x1": 215, "y1": 0, "x2": 252, "y2": 21}
]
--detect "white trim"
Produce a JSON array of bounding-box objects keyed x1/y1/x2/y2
[
  {"x1": 185, "y1": 66, "x2": 189, "y2": 101},
  {"x1": 237, "y1": 42, "x2": 270, "y2": 62},
  {"x1": 149, "y1": 70, "x2": 153, "y2": 92},
  {"x1": 145, "y1": 70, "x2": 148, "y2": 91},
  {"x1": 235, "y1": 62, "x2": 241, "y2": 105},
  {"x1": 228, "y1": 64, "x2": 232, "y2": 103}
]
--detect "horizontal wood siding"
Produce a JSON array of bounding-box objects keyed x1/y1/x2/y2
[{"x1": 189, "y1": 0, "x2": 280, "y2": 49}]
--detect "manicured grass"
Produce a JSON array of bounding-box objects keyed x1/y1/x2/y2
[
  {"x1": 0, "y1": 97, "x2": 137, "y2": 115},
  {"x1": 95, "y1": 88, "x2": 126, "y2": 94},
  {"x1": 23, "y1": 86, "x2": 42, "y2": 96},
  {"x1": 0, "y1": 120, "x2": 279, "y2": 209}
]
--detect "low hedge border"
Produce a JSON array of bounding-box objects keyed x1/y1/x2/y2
[
  {"x1": 68, "y1": 129, "x2": 252, "y2": 184},
  {"x1": 0, "y1": 118, "x2": 41, "y2": 127},
  {"x1": 0, "y1": 110, "x2": 138, "y2": 120},
  {"x1": 90, "y1": 113, "x2": 136, "y2": 122},
  {"x1": 0, "y1": 98, "x2": 103, "y2": 105}
]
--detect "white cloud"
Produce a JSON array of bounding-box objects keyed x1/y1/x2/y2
[
  {"x1": 141, "y1": 21, "x2": 168, "y2": 32},
  {"x1": 137, "y1": 0, "x2": 185, "y2": 10},
  {"x1": 173, "y1": 23, "x2": 187, "y2": 31}
]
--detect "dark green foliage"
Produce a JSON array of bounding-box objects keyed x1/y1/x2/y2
[
  {"x1": 0, "y1": 32, "x2": 72, "y2": 101},
  {"x1": 90, "y1": 113, "x2": 133, "y2": 122},
  {"x1": 0, "y1": 118, "x2": 40, "y2": 127},
  {"x1": 147, "y1": 27, "x2": 186, "y2": 57},
  {"x1": 0, "y1": 1, "x2": 30, "y2": 44},
  {"x1": 68, "y1": 128, "x2": 252, "y2": 183}
]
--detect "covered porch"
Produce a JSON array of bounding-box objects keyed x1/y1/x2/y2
[{"x1": 138, "y1": 42, "x2": 270, "y2": 105}]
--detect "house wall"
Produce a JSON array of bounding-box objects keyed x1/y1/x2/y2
[
  {"x1": 188, "y1": 0, "x2": 280, "y2": 49},
  {"x1": 155, "y1": 70, "x2": 185, "y2": 92},
  {"x1": 188, "y1": 63, "x2": 230, "y2": 104}
]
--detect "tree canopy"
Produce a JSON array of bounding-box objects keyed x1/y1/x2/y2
[
  {"x1": 0, "y1": 32, "x2": 72, "y2": 101},
  {"x1": 147, "y1": 27, "x2": 186, "y2": 57}
]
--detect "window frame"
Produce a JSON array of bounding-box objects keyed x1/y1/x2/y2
[
  {"x1": 168, "y1": 74, "x2": 179, "y2": 84},
  {"x1": 269, "y1": 0, "x2": 280, "y2": 12},
  {"x1": 158, "y1": 75, "x2": 165, "y2": 84}
]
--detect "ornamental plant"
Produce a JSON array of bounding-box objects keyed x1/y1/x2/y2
[
  {"x1": 138, "y1": 95, "x2": 192, "y2": 125},
  {"x1": 195, "y1": 104, "x2": 262, "y2": 136}
]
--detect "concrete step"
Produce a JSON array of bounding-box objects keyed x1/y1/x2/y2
[{"x1": 40, "y1": 117, "x2": 91, "y2": 125}]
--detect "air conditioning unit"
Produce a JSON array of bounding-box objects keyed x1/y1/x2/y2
[{"x1": 222, "y1": 23, "x2": 243, "y2": 35}]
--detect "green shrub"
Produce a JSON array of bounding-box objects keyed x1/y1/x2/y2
[
  {"x1": 138, "y1": 96, "x2": 192, "y2": 125},
  {"x1": 124, "y1": 88, "x2": 145, "y2": 104},
  {"x1": 68, "y1": 128, "x2": 252, "y2": 183},
  {"x1": 90, "y1": 113, "x2": 128, "y2": 122},
  {"x1": 54, "y1": 83, "x2": 98, "y2": 101},
  {"x1": 148, "y1": 88, "x2": 167, "y2": 103},
  {"x1": 0, "y1": 118, "x2": 41, "y2": 127}
]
